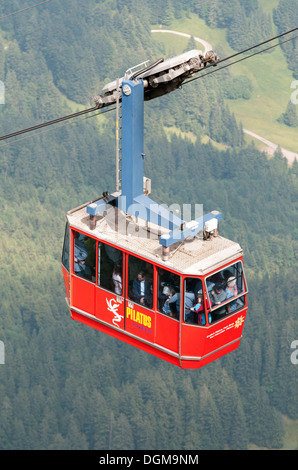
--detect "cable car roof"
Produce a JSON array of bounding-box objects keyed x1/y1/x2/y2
[{"x1": 67, "y1": 195, "x2": 242, "y2": 276}]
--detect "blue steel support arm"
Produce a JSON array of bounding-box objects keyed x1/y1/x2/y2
[
  {"x1": 87, "y1": 77, "x2": 222, "y2": 246},
  {"x1": 159, "y1": 211, "x2": 222, "y2": 247}
]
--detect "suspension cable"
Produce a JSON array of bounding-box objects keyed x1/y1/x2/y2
[
  {"x1": 0, "y1": 0, "x2": 54, "y2": 21},
  {"x1": 217, "y1": 26, "x2": 298, "y2": 65},
  {"x1": 0, "y1": 27, "x2": 297, "y2": 143},
  {"x1": 184, "y1": 33, "x2": 298, "y2": 86},
  {"x1": 0, "y1": 106, "x2": 99, "y2": 142},
  {"x1": 0, "y1": 107, "x2": 116, "y2": 148}
]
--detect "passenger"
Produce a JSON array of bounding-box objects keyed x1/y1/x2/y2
[
  {"x1": 74, "y1": 234, "x2": 88, "y2": 278},
  {"x1": 189, "y1": 292, "x2": 213, "y2": 325},
  {"x1": 112, "y1": 264, "x2": 122, "y2": 296},
  {"x1": 222, "y1": 269, "x2": 233, "y2": 287},
  {"x1": 210, "y1": 283, "x2": 227, "y2": 318},
  {"x1": 189, "y1": 292, "x2": 203, "y2": 324},
  {"x1": 225, "y1": 277, "x2": 238, "y2": 313},
  {"x1": 161, "y1": 286, "x2": 172, "y2": 315},
  {"x1": 210, "y1": 283, "x2": 226, "y2": 306},
  {"x1": 166, "y1": 287, "x2": 180, "y2": 319},
  {"x1": 184, "y1": 290, "x2": 196, "y2": 323},
  {"x1": 132, "y1": 271, "x2": 153, "y2": 308}
]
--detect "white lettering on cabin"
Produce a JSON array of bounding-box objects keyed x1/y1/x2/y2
[{"x1": 106, "y1": 298, "x2": 123, "y2": 328}]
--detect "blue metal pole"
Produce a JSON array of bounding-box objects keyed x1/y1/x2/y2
[{"x1": 118, "y1": 79, "x2": 144, "y2": 213}]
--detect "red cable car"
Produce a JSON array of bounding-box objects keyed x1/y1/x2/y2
[{"x1": 61, "y1": 58, "x2": 248, "y2": 369}]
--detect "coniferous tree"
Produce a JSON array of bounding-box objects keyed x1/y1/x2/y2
[
  {"x1": 111, "y1": 413, "x2": 134, "y2": 450},
  {"x1": 198, "y1": 384, "x2": 224, "y2": 449},
  {"x1": 274, "y1": 0, "x2": 298, "y2": 78},
  {"x1": 278, "y1": 100, "x2": 298, "y2": 127}
]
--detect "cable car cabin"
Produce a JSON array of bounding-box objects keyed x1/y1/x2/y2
[
  {"x1": 61, "y1": 74, "x2": 247, "y2": 369},
  {"x1": 61, "y1": 196, "x2": 248, "y2": 370}
]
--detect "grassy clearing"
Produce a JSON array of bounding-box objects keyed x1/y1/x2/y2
[
  {"x1": 227, "y1": 47, "x2": 297, "y2": 153},
  {"x1": 248, "y1": 416, "x2": 298, "y2": 450},
  {"x1": 152, "y1": 13, "x2": 298, "y2": 154},
  {"x1": 282, "y1": 417, "x2": 298, "y2": 450},
  {"x1": 164, "y1": 125, "x2": 197, "y2": 143},
  {"x1": 258, "y1": 0, "x2": 280, "y2": 14}
]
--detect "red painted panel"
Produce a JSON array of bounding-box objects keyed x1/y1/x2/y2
[
  {"x1": 155, "y1": 314, "x2": 179, "y2": 353},
  {"x1": 180, "y1": 338, "x2": 241, "y2": 369},
  {"x1": 180, "y1": 324, "x2": 207, "y2": 358},
  {"x1": 203, "y1": 308, "x2": 247, "y2": 356},
  {"x1": 124, "y1": 301, "x2": 155, "y2": 343},
  {"x1": 95, "y1": 287, "x2": 125, "y2": 330},
  {"x1": 71, "y1": 275, "x2": 95, "y2": 316},
  {"x1": 180, "y1": 307, "x2": 247, "y2": 359}
]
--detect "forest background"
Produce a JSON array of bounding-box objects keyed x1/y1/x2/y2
[{"x1": 0, "y1": 0, "x2": 297, "y2": 450}]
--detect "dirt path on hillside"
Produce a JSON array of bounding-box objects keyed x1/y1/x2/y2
[
  {"x1": 151, "y1": 29, "x2": 297, "y2": 165},
  {"x1": 244, "y1": 129, "x2": 298, "y2": 164},
  {"x1": 151, "y1": 29, "x2": 212, "y2": 53}
]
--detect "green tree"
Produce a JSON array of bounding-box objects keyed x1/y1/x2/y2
[
  {"x1": 111, "y1": 413, "x2": 134, "y2": 450},
  {"x1": 278, "y1": 100, "x2": 298, "y2": 127},
  {"x1": 274, "y1": 0, "x2": 298, "y2": 78},
  {"x1": 198, "y1": 384, "x2": 224, "y2": 449}
]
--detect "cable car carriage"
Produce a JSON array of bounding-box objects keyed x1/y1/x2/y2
[{"x1": 61, "y1": 60, "x2": 248, "y2": 369}]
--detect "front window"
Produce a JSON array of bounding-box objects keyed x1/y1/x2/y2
[
  {"x1": 158, "y1": 268, "x2": 180, "y2": 320},
  {"x1": 206, "y1": 261, "x2": 247, "y2": 322},
  {"x1": 73, "y1": 231, "x2": 96, "y2": 282},
  {"x1": 128, "y1": 255, "x2": 153, "y2": 309}
]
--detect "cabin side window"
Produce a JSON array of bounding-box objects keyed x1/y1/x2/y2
[
  {"x1": 62, "y1": 222, "x2": 70, "y2": 271},
  {"x1": 97, "y1": 243, "x2": 123, "y2": 296},
  {"x1": 127, "y1": 255, "x2": 153, "y2": 309},
  {"x1": 184, "y1": 277, "x2": 209, "y2": 325},
  {"x1": 207, "y1": 261, "x2": 246, "y2": 323},
  {"x1": 157, "y1": 268, "x2": 180, "y2": 320},
  {"x1": 73, "y1": 231, "x2": 96, "y2": 282}
]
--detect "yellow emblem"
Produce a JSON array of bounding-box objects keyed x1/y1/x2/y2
[{"x1": 234, "y1": 315, "x2": 245, "y2": 329}]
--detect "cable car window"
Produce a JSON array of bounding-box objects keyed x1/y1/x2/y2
[
  {"x1": 62, "y1": 222, "x2": 70, "y2": 271},
  {"x1": 206, "y1": 261, "x2": 247, "y2": 322},
  {"x1": 184, "y1": 278, "x2": 210, "y2": 325},
  {"x1": 73, "y1": 231, "x2": 96, "y2": 282},
  {"x1": 98, "y1": 243, "x2": 123, "y2": 295},
  {"x1": 128, "y1": 255, "x2": 153, "y2": 309},
  {"x1": 158, "y1": 268, "x2": 180, "y2": 320}
]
